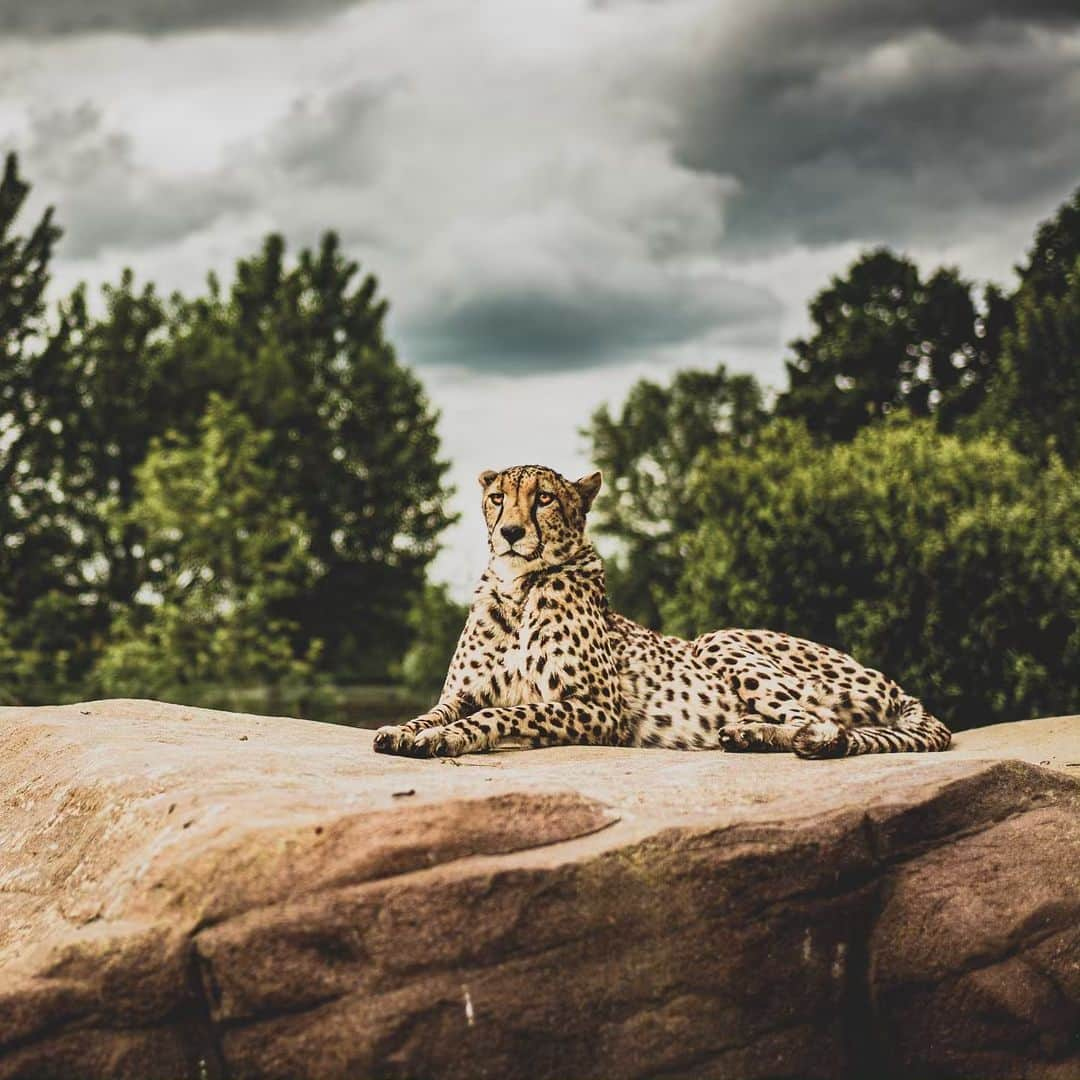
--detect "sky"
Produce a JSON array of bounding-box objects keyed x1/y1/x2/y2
[{"x1": 2, "y1": 0, "x2": 1080, "y2": 596}]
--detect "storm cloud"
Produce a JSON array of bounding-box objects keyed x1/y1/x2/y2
[
  {"x1": 2, "y1": 0, "x2": 1077, "y2": 591},
  {"x1": 6, "y1": 0, "x2": 1078, "y2": 368},
  {"x1": 673, "y1": 0, "x2": 1080, "y2": 249},
  {"x1": 20, "y1": 105, "x2": 251, "y2": 259},
  {"x1": 0, "y1": 0, "x2": 359, "y2": 37},
  {"x1": 406, "y1": 268, "x2": 780, "y2": 371}
]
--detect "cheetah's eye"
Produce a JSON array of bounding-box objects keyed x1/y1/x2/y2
[
  {"x1": 488, "y1": 492, "x2": 504, "y2": 505},
  {"x1": 537, "y1": 491, "x2": 555, "y2": 506}
]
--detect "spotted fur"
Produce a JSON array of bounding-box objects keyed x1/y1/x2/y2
[{"x1": 373, "y1": 465, "x2": 952, "y2": 760}]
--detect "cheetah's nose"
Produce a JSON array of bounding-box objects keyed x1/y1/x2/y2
[{"x1": 500, "y1": 524, "x2": 526, "y2": 543}]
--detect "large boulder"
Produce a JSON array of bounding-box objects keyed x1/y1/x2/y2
[{"x1": 1, "y1": 701, "x2": 1077, "y2": 1080}]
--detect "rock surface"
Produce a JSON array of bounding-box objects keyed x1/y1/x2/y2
[{"x1": 1, "y1": 700, "x2": 1078, "y2": 1080}]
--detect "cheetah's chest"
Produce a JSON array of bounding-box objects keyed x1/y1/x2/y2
[
  {"x1": 483, "y1": 598, "x2": 578, "y2": 708},
  {"x1": 497, "y1": 642, "x2": 534, "y2": 706},
  {"x1": 478, "y1": 603, "x2": 537, "y2": 707}
]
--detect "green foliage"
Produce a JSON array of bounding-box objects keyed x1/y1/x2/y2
[
  {"x1": 1016, "y1": 185, "x2": 1080, "y2": 302},
  {"x1": 584, "y1": 364, "x2": 766, "y2": 626},
  {"x1": 2, "y1": 273, "x2": 175, "y2": 695},
  {"x1": 1, "y1": 203, "x2": 454, "y2": 700},
  {"x1": 0, "y1": 599, "x2": 20, "y2": 704},
  {"x1": 184, "y1": 233, "x2": 456, "y2": 679},
  {"x1": 0, "y1": 592, "x2": 94, "y2": 704},
  {"x1": 978, "y1": 255, "x2": 1080, "y2": 468},
  {"x1": 776, "y1": 249, "x2": 1005, "y2": 440},
  {"x1": 5, "y1": 151, "x2": 1080, "y2": 733},
  {"x1": 970, "y1": 187, "x2": 1080, "y2": 467},
  {"x1": 668, "y1": 419, "x2": 1080, "y2": 730},
  {"x1": 393, "y1": 582, "x2": 468, "y2": 695},
  {"x1": 92, "y1": 396, "x2": 322, "y2": 700},
  {"x1": 0, "y1": 152, "x2": 96, "y2": 702}
]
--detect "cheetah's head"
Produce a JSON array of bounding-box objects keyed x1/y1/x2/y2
[{"x1": 478, "y1": 464, "x2": 601, "y2": 578}]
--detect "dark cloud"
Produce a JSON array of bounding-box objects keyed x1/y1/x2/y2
[
  {"x1": 264, "y1": 84, "x2": 385, "y2": 186},
  {"x1": 403, "y1": 275, "x2": 781, "y2": 373},
  {"x1": 0, "y1": 0, "x2": 359, "y2": 37},
  {"x1": 768, "y1": 0, "x2": 1080, "y2": 39},
  {"x1": 9, "y1": 0, "x2": 1077, "y2": 380},
  {"x1": 674, "y1": 1, "x2": 1080, "y2": 251},
  {"x1": 17, "y1": 105, "x2": 251, "y2": 258}
]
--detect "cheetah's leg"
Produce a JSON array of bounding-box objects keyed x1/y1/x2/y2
[
  {"x1": 793, "y1": 694, "x2": 952, "y2": 759},
  {"x1": 717, "y1": 657, "x2": 829, "y2": 752},
  {"x1": 373, "y1": 693, "x2": 476, "y2": 755},
  {"x1": 409, "y1": 700, "x2": 617, "y2": 758}
]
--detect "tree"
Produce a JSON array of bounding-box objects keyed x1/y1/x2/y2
[
  {"x1": 1016, "y1": 185, "x2": 1080, "y2": 302},
  {"x1": 0, "y1": 152, "x2": 58, "y2": 386},
  {"x1": 979, "y1": 254, "x2": 1080, "y2": 467},
  {"x1": 974, "y1": 187, "x2": 1080, "y2": 467},
  {"x1": 776, "y1": 249, "x2": 1003, "y2": 441},
  {"x1": 584, "y1": 364, "x2": 765, "y2": 626},
  {"x1": 669, "y1": 418, "x2": 1080, "y2": 730},
  {"x1": 5, "y1": 228, "x2": 454, "y2": 696},
  {"x1": 164, "y1": 233, "x2": 456, "y2": 679},
  {"x1": 0, "y1": 153, "x2": 96, "y2": 701},
  {"x1": 19, "y1": 275, "x2": 173, "y2": 629},
  {"x1": 92, "y1": 396, "x2": 320, "y2": 700}
]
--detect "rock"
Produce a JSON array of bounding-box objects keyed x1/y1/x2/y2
[{"x1": 1, "y1": 700, "x2": 1077, "y2": 1080}]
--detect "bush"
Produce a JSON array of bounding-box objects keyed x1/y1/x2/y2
[{"x1": 670, "y1": 418, "x2": 1080, "y2": 730}]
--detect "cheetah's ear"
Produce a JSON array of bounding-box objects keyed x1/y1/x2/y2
[
  {"x1": 574, "y1": 471, "x2": 602, "y2": 512},
  {"x1": 478, "y1": 469, "x2": 499, "y2": 488}
]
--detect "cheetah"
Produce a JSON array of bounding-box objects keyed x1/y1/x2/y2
[{"x1": 373, "y1": 465, "x2": 952, "y2": 760}]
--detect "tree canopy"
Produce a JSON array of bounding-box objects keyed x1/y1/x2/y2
[
  {"x1": 1016, "y1": 185, "x2": 1080, "y2": 303},
  {"x1": 1, "y1": 153, "x2": 454, "y2": 704},
  {"x1": 776, "y1": 249, "x2": 1008, "y2": 441},
  {"x1": 4, "y1": 147, "x2": 1080, "y2": 732},
  {"x1": 584, "y1": 365, "x2": 765, "y2": 627},
  {"x1": 92, "y1": 395, "x2": 321, "y2": 700},
  {"x1": 0, "y1": 152, "x2": 90, "y2": 700},
  {"x1": 587, "y1": 183, "x2": 1080, "y2": 732},
  {"x1": 666, "y1": 419, "x2": 1080, "y2": 731},
  {"x1": 978, "y1": 255, "x2": 1080, "y2": 468},
  {"x1": 975, "y1": 190, "x2": 1080, "y2": 468}
]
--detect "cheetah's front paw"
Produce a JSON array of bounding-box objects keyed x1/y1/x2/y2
[
  {"x1": 718, "y1": 723, "x2": 754, "y2": 751},
  {"x1": 373, "y1": 725, "x2": 416, "y2": 755},
  {"x1": 411, "y1": 725, "x2": 478, "y2": 758}
]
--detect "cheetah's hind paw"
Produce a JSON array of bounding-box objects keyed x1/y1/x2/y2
[
  {"x1": 792, "y1": 719, "x2": 849, "y2": 759},
  {"x1": 718, "y1": 722, "x2": 795, "y2": 752}
]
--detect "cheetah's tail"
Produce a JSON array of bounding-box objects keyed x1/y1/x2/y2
[{"x1": 793, "y1": 694, "x2": 952, "y2": 759}]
